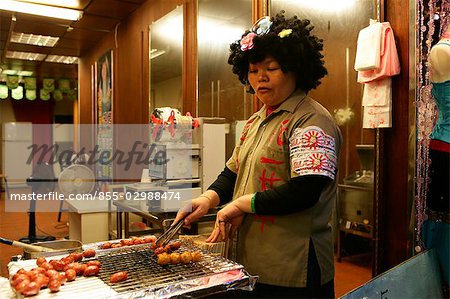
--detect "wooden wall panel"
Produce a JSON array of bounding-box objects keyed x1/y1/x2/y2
[{"x1": 380, "y1": 0, "x2": 411, "y2": 271}]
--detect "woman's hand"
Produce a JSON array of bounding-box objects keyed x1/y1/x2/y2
[
  {"x1": 173, "y1": 192, "x2": 219, "y2": 226},
  {"x1": 206, "y1": 194, "x2": 253, "y2": 242}
]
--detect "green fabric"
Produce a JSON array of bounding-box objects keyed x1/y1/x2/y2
[{"x1": 251, "y1": 193, "x2": 256, "y2": 213}]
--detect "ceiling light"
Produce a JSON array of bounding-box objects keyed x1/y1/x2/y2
[
  {"x1": 1, "y1": 70, "x2": 18, "y2": 75},
  {"x1": 0, "y1": 0, "x2": 83, "y2": 21},
  {"x1": 11, "y1": 32, "x2": 59, "y2": 47},
  {"x1": 6, "y1": 51, "x2": 46, "y2": 61},
  {"x1": 18, "y1": 71, "x2": 34, "y2": 76},
  {"x1": 19, "y1": 0, "x2": 80, "y2": 9},
  {"x1": 45, "y1": 55, "x2": 78, "y2": 64}
]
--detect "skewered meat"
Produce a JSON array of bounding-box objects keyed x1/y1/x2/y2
[
  {"x1": 170, "y1": 253, "x2": 181, "y2": 264},
  {"x1": 191, "y1": 251, "x2": 202, "y2": 262},
  {"x1": 110, "y1": 271, "x2": 128, "y2": 283},
  {"x1": 157, "y1": 253, "x2": 171, "y2": 265},
  {"x1": 180, "y1": 252, "x2": 192, "y2": 264}
]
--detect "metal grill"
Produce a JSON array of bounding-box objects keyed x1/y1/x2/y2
[{"x1": 96, "y1": 243, "x2": 243, "y2": 295}]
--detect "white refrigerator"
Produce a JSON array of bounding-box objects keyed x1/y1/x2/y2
[{"x1": 1, "y1": 122, "x2": 33, "y2": 188}]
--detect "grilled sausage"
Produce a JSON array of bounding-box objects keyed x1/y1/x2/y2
[
  {"x1": 10, "y1": 274, "x2": 30, "y2": 288},
  {"x1": 21, "y1": 281, "x2": 41, "y2": 296},
  {"x1": 33, "y1": 274, "x2": 49, "y2": 289},
  {"x1": 87, "y1": 260, "x2": 101, "y2": 268},
  {"x1": 36, "y1": 257, "x2": 47, "y2": 267},
  {"x1": 65, "y1": 269, "x2": 77, "y2": 282},
  {"x1": 101, "y1": 242, "x2": 112, "y2": 249},
  {"x1": 169, "y1": 241, "x2": 181, "y2": 251},
  {"x1": 45, "y1": 269, "x2": 60, "y2": 280},
  {"x1": 154, "y1": 246, "x2": 167, "y2": 255},
  {"x1": 48, "y1": 279, "x2": 61, "y2": 292},
  {"x1": 83, "y1": 265, "x2": 100, "y2": 277},
  {"x1": 14, "y1": 280, "x2": 29, "y2": 293},
  {"x1": 40, "y1": 262, "x2": 54, "y2": 271},
  {"x1": 61, "y1": 256, "x2": 75, "y2": 265},
  {"x1": 49, "y1": 260, "x2": 65, "y2": 271},
  {"x1": 82, "y1": 249, "x2": 96, "y2": 258},
  {"x1": 143, "y1": 236, "x2": 156, "y2": 243},
  {"x1": 69, "y1": 252, "x2": 83, "y2": 262},
  {"x1": 110, "y1": 271, "x2": 128, "y2": 283}
]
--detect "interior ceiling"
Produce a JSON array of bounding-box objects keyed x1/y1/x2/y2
[{"x1": 0, "y1": 0, "x2": 147, "y2": 80}]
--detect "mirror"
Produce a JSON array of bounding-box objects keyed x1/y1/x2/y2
[
  {"x1": 271, "y1": 0, "x2": 377, "y2": 281},
  {"x1": 149, "y1": 5, "x2": 184, "y2": 113}
]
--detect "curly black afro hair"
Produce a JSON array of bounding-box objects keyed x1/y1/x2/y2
[{"x1": 228, "y1": 11, "x2": 327, "y2": 94}]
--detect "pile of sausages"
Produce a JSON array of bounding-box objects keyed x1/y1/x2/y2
[
  {"x1": 100, "y1": 236, "x2": 156, "y2": 249},
  {"x1": 9, "y1": 249, "x2": 98, "y2": 297}
]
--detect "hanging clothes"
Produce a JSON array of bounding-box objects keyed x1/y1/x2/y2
[{"x1": 354, "y1": 21, "x2": 401, "y2": 129}]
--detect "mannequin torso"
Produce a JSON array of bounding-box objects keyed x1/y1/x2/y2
[{"x1": 429, "y1": 28, "x2": 450, "y2": 83}]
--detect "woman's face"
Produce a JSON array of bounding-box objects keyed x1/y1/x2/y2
[{"x1": 248, "y1": 57, "x2": 297, "y2": 106}]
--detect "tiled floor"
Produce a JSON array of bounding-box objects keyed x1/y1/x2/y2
[{"x1": 0, "y1": 190, "x2": 371, "y2": 298}]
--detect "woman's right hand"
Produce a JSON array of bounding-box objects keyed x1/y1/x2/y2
[{"x1": 173, "y1": 195, "x2": 211, "y2": 226}]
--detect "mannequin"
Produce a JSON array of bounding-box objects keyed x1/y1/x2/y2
[
  {"x1": 424, "y1": 24, "x2": 450, "y2": 293},
  {"x1": 427, "y1": 25, "x2": 450, "y2": 213}
]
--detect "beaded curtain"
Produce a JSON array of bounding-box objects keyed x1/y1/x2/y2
[{"x1": 415, "y1": 0, "x2": 449, "y2": 251}]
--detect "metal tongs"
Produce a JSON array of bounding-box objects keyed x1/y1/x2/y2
[{"x1": 155, "y1": 214, "x2": 188, "y2": 247}]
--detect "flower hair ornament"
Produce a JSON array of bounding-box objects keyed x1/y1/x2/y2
[{"x1": 240, "y1": 16, "x2": 294, "y2": 51}]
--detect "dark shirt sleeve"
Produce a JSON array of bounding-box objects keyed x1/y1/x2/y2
[
  {"x1": 207, "y1": 166, "x2": 237, "y2": 206},
  {"x1": 254, "y1": 175, "x2": 332, "y2": 215}
]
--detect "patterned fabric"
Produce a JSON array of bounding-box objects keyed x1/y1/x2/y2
[
  {"x1": 289, "y1": 126, "x2": 337, "y2": 179},
  {"x1": 226, "y1": 89, "x2": 342, "y2": 287}
]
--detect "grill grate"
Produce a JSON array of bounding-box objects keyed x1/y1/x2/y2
[{"x1": 96, "y1": 242, "x2": 243, "y2": 295}]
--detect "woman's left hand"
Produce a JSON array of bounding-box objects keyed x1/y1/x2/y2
[
  {"x1": 206, "y1": 202, "x2": 244, "y2": 242},
  {"x1": 206, "y1": 193, "x2": 254, "y2": 242}
]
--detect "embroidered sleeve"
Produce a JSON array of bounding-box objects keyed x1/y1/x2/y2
[{"x1": 289, "y1": 126, "x2": 337, "y2": 180}]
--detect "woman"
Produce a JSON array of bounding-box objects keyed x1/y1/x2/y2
[{"x1": 175, "y1": 11, "x2": 341, "y2": 298}]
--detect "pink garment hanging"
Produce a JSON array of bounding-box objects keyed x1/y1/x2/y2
[{"x1": 357, "y1": 22, "x2": 401, "y2": 83}]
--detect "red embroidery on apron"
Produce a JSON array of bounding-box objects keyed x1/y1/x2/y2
[
  {"x1": 240, "y1": 118, "x2": 256, "y2": 142},
  {"x1": 260, "y1": 157, "x2": 284, "y2": 165},
  {"x1": 253, "y1": 215, "x2": 276, "y2": 233},
  {"x1": 259, "y1": 169, "x2": 283, "y2": 191},
  {"x1": 276, "y1": 119, "x2": 290, "y2": 146}
]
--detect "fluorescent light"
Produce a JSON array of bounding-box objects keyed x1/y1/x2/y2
[
  {"x1": 2, "y1": 70, "x2": 18, "y2": 75},
  {"x1": 45, "y1": 55, "x2": 78, "y2": 64},
  {"x1": 6, "y1": 51, "x2": 46, "y2": 61},
  {"x1": 18, "y1": 71, "x2": 34, "y2": 76},
  {"x1": 11, "y1": 32, "x2": 59, "y2": 47},
  {"x1": 19, "y1": 0, "x2": 80, "y2": 9},
  {"x1": 0, "y1": 0, "x2": 83, "y2": 21}
]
